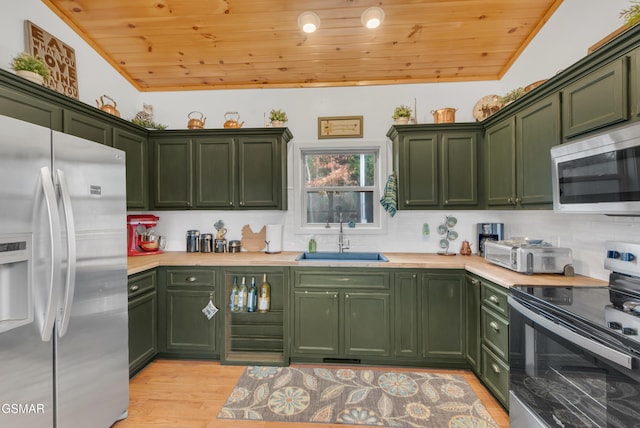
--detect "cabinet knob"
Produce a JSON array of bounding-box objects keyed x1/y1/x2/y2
[
  {"x1": 334, "y1": 294, "x2": 338, "y2": 298},
  {"x1": 412, "y1": 274, "x2": 416, "y2": 278},
  {"x1": 471, "y1": 279, "x2": 479, "y2": 286},
  {"x1": 346, "y1": 294, "x2": 349, "y2": 298},
  {"x1": 490, "y1": 363, "x2": 501, "y2": 374},
  {"x1": 229, "y1": 201, "x2": 233, "y2": 206},
  {"x1": 507, "y1": 197, "x2": 513, "y2": 203},
  {"x1": 129, "y1": 285, "x2": 139, "y2": 292},
  {"x1": 515, "y1": 197, "x2": 521, "y2": 204},
  {"x1": 239, "y1": 201, "x2": 244, "y2": 206},
  {"x1": 405, "y1": 200, "x2": 410, "y2": 205},
  {"x1": 186, "y1": 276, "x2": 197, "y2": 282},
  {"x1": 489, "y1": 295, "x2": 499, "y2": 304},
  {"x1": 444, "y1": 200, "x2": 449, "y2": 205},
  {"x1": 489, "y1": 321, "x2": 500, "y2": 332}
]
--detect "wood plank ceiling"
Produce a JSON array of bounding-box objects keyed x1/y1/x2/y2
[{"x1": 42, "y1": 0, "x2": 563, "y2": 91}]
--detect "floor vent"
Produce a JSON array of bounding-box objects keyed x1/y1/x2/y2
[{"x1": 321, "y1": 358, "x2": 361, "y2": 364}]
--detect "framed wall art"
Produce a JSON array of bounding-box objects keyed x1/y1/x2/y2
[
  {"x1": 25, "y1": 20, "x2": 79, "y2": 99},
  {"x1": 318, "y1": 116, "x2": 363, "y2": 139}
]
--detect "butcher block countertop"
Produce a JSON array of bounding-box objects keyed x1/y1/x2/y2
[{"x1": 128, "y1": 251, "x2": 607, "y2": 289}]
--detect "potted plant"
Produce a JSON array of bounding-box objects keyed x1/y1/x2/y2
[
  {"x1": 499, "y1": 87, "x2": 526, "y2": 106},
  {"x1": 621, "y1": 1, "x2": 640, "y2": 26},
  {"x1": 10, "y1": 52, "x2": 50, "y2": 85},
  {"x1": 269, "y1": 109, "x2": 288, "y2": 127},
  {"x1": 392, "y1": 105, "x2": 412, "y2": 124}
]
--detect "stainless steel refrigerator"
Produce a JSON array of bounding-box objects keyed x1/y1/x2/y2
[{"x1": 0, "y1": 115, "x2": 129, "y2": 427}]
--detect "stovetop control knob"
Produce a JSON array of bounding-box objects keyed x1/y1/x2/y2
[
  {"x1": 607, "y1": 250, "x2": 620, "y2": 259},
  {"x1": 608, "y1": 321, "x2": 623, "y2": 330},
  {"x1": 623, "y1": 327, "x2": 638, "y2": 336},
  {"x1": 621, "y1": 252, "x2": 636, "y2": 262}
]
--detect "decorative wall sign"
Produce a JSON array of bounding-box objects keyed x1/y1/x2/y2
[
  {"x1": 318, "y1": 116, "x2": 363, "y2": 139},
  {"x1": 25, "y1": 20, "x2": 79, "y2": 99}
]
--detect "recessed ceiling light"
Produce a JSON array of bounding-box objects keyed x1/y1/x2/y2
[
  {"x1": 361, "y1": 7, "x2": 385, "y2": 29},
  {"x1": 298, "y1": 11, "x2": 320, "y2": 33}
]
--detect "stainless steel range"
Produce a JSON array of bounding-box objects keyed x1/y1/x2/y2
[{"x1": 508, "y1": 241, "x2": 640, "y2": 427}]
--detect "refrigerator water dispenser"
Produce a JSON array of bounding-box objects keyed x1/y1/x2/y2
[{"x1": 0, "y1": 234, "x2": 32, "y2": 333}]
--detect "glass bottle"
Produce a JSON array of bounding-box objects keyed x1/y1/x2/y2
[
  {"x1": 238, "y1": 276, "x2": 248, "y2": 311},
  {"x1": 247, "y1": 277, "x2": 257, "y2": 312},
  {"x1": 258, "y1": 273, "x2": 271, "y2": 313},
  {"x1": 230, "y1": 276, "x2": 239, "y2": 313}
]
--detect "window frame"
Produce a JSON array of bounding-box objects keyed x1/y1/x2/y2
[{"x1": 292, "y1": 140, "x2": 389, "y2": 235}]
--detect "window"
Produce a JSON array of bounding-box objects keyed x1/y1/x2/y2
[{"x1": 294, "y1": 141, "x2": 386, "y2": 233}]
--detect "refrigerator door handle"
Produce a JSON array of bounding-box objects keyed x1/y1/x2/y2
[
  {"x1": 56, "y1": 169, "x2": 76, "y2": 338},
  {"x1": 40, "y1": 166, "x2": 62, "y2": 342}
]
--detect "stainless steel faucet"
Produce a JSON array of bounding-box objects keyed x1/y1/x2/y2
[{"x1": 338, "y1": 212, "x2": 350, "y2": 253}]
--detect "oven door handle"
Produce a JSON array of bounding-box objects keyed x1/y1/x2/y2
[{"x1": 509, "y1": 296, "x2": 636, "y2": 370}]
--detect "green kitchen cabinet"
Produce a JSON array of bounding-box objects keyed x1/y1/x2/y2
[
  {"x1": 388, "y1": 125, "x2": 480, "y2": 210},
  {"x1": 114, "y1": 126, "x2": 149, "y2": 210},
  {"x1": 291, "y1": 268, "x2": 392, "y2": 361},
  {"x1": 0, "y1": 84, "x2": 62, "y2": 131},
  {"x1": 486, "y1": 94, "x2": 559, "y2": 208},
  {"x1": 562, "y1": 58, "x2": 628, "y2": 139},
  {"x1": 63, "y1": 109, "x2": 113, "y2": 146},
  {"x1": 465, "y1": 275, "x2": 481, "y2": 374},
  {"x1": 128, "y1": 270, "x2": 157, "y2": 376},
  {"x1": 421, "y1": 272, "x2": 465, "y2": 361},
  {"x1": 393, "y1": 271, "x2": 420, "y2": 358},
  {"x1": 151, "y1": 136, "x2": 193, "y2": 208},
  {"x1": 220, "y1": 267, "x2": 288, "y2": 365},
  {"x1": 157, "y1": 267, "x2": 218, "y2": 357},
  {"x1": 293, "y1": 290, "x2": 340, "y2": 356},
  {"x1": 629, "y1": 47, "x2": 640, "y2": 120},
  {"x1": 150, "y1": 128, "x2": 291, "y2": 210}
]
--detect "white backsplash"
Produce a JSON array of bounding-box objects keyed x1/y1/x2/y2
[{"x1": 139, "y1": 205, "x2": 640, "y2": 281}]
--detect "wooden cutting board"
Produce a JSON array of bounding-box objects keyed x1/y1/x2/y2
[{"x1": 241, "y1": 224, "x2": 266, "y2": 252}]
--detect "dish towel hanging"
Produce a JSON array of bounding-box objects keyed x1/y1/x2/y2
[{"x1": 379, "y1": 172, "x2": 398, "y2": 217}]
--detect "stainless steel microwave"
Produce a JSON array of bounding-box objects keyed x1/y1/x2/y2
[{"x1": 551, "y1": 121, "x2": 640, "y2": 215}]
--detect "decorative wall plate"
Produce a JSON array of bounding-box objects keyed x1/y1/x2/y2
[{"x1": 472, "y1": 95, "x2": 502, "y2": 121}]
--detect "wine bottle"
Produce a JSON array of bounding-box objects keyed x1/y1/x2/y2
[
  {"x1": 238, "y1": 276, "x2": 248, "y2": 311},
  {"x1": 230, "y1": 276, "x2": 239, "y2": 313},
  {"x1": 247, "y1": 277, "x2": 257, "y2": 312},
  {"x1": 258, "y1": 273, "x2": 271, "y2": 313}
]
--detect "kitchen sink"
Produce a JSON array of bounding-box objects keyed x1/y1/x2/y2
[{"x1": 295, "y1": 251, "x2": 389, "y2": 262}]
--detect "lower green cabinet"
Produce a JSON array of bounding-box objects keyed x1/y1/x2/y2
[
  {"x1": 394, "y1": 272, "x2": 420, "y2": 358},
  {"x1": 291, "y1": 268, "x2": 392, "y2": 361},
  {"x1": 158, "y1": 267, "x2": 218, "y2": 357},
  {"x1": 465, "y1": 275, "x2": 481, "y2": 374},
  {"x1": 128, "y1": 270, "x2": 157, "y2": 376}
]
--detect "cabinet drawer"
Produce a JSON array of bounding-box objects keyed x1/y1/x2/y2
[
  {"x1": 166, "y1": 268, "x2": 215, "y2": 287},
  {"x1": 481, "y1": 306, "x2": 509, "y2": 360},
  {"x1": 481, "y1": 281, "x2": 508, "y2": 317},
  {"x1": 128, "y1": 270, "x2": 156, "y2": 298},
  {"x1": 482, "y1": 345, "x2": 509, "y2": 409},
  {"x1": 294, "y1": 269, "x2": 390, "y2": 289}
]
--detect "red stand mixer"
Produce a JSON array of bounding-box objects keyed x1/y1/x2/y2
[{"x1": 127, "y1": 214, "x2": 164, "y2": 256}]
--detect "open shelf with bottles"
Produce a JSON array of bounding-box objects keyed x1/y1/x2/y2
[{"x1": 221, "y1": 267, "x2": 288, "y2": 365}]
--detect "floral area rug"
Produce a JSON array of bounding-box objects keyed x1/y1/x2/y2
[{"x1": 217, "y1": 366, "x2": 499, "y2": 427}]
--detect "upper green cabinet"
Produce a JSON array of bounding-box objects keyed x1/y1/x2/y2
[
  {"x1": 63, "y1": 110, "x2": 114, "y2": 146},
  {"x1": 561, "y1": 58, "x2": 628, "y2": 139},
  {"x1": 0, "y1": 84, "x2": 62, "y2": 131},
  {"x1": 150, "y1": 128, "x2": 292, "y2": 210},
  {"x1": 388, "y1": 124, "x2": 481, "y2": 210},
  {"x1": 114, "y1": 126, "x2": 149, "y2": 210},
  {"x1": 485, "y1": 94, "x2": 559, "y2": 208}
]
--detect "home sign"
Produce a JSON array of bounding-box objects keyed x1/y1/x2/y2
[{"x1": 25, "y1": 20, "x2": 79, "y2": 99}]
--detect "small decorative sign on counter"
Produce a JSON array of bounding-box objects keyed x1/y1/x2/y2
[
  {"x1": 318, "y1": 115, "x2": 363, "y2": 139},
  {"x1": 25, "y1": 20, "x2": 79, "y2": 99}
]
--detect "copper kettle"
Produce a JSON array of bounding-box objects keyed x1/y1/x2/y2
[
  {"x1": 96, "y1": 95, "x2": 120, "y2": 117},
  {"x1": 187, "y1": 111, "x2": 206, "y2": 129},
  {"x1": 460, "y1": 240, "x2": 472, "y2": 256},
  {"x1": 223, "y1": 112, "x2": 244, "y2": 128}
]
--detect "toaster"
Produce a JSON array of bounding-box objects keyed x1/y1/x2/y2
[{"x1": 484, "y1": 240, "x2": 574, "y2": 275}]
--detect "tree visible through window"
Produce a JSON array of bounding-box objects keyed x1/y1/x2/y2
[{"x1": 303, "y1": 151, "x2": 377, "y2": 226}]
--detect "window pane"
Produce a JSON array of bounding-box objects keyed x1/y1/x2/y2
[
  {"x1": 306, "y1": 190, "x2": 374, "y2": 224},
  {"x1": 305, "y1": 153, "x2": 375, "y2": 187}
]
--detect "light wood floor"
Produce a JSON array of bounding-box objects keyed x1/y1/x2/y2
[{"x1": 113, "y1": 359, "x2": 509, "y2": 428}]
